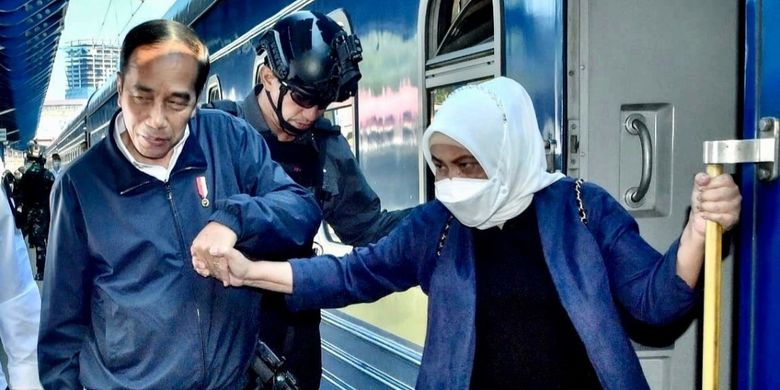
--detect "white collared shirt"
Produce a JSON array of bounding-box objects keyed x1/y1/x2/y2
[{"x1": 113, "y1": 112, "x2": 190, "y2": 183}]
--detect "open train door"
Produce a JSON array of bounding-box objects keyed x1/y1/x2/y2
[
  {"x1": 736, "y1": 0, "x2": 780, "y2": 388},
  {"x1": 566, "y1": 0, "x2": 740, "y2": 388}
]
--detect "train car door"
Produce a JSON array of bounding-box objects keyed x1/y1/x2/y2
[
  {"x1": 737, "y1": 0, "x2": 780, "y2": 388},
  {"x1": 567, "y1": 0, "x2": 740, "y2": 388}
]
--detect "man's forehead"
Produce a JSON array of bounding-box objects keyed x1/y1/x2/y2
[
  {"x1": 128, "y1": 82, "x2": 193, "y2": 99},
  {"x1": 128, "y1": 41, "x2": 200, "y2": 66},
  {"x1": 121, "y1": 42, "x2": 198, "y2": 97}
]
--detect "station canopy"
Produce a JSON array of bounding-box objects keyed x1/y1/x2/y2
[{"x1": 0, "y1": 0, "x2": 68, "y2": 150}]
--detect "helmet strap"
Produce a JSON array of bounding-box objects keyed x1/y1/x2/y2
[{"x1": 265, "y1": 87, "x2": 309, "y2": 138}]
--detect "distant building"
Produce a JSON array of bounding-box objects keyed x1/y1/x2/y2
[
  {"x1": 0, "y1": 100, "x2": 84, "y2": 171},
  {"x1": 2, "y1": 148, "x2": 26, "y2": 173},
  {"x1": 36, "y1": 100, "x2": 87, "y2": 147},
  {"x1": 64, "y1": 40, "x2": 119, "y2": 99}
]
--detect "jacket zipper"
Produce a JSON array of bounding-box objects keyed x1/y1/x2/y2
[{"x1": 164, "y1": 182, "x2": 209, "y2": 385}]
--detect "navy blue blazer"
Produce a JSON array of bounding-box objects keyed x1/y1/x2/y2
[{"x1": 288, "y1": 177, "x2": 697, "y2": 389}]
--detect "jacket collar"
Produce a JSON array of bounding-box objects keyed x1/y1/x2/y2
[{"x1": 106, "y1": 109, "x2": 208, "y2": 195}]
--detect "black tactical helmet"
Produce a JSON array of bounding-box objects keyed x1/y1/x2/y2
[
  {"x1": 257, "y1": 11, "x2": 363, "y2": 106},
  {"x1": 25, "y1": 141, "x2": 42, "y2": 162}
]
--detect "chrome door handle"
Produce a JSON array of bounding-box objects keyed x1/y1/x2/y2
[{"x1": 624, "y1": 114, "x2": 653, "y2": 206}]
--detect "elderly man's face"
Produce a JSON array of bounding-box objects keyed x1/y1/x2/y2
[{"x1": 117, "y1": 41, "x2": 199, "y2": 167}]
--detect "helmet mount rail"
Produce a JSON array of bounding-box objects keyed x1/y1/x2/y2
[{"x1": 255, "y1": 11, "x2": 363, "y2": 105}]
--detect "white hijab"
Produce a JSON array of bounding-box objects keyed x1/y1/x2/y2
[{"x1": 422, "y1": 77, "x2": 564, "y2": 229}]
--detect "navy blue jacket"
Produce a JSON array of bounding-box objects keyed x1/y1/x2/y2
[
  {"x1": 38, "y1": 109, "x2": 321, "y2": 389},
  {"x1": 287, "y1": 178, "x2": 698, "y2": 389}
]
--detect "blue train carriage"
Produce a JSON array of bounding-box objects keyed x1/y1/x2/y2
[
  {"x1": 47, "y1": 74, "x2": 119, "y2": 165},
  {"x1": 45, "y1": 0, "x2": 780, "y2": 388}
]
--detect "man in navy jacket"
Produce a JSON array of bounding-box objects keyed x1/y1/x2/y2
[{"x1": 37, "y1": 20, "x2": 321, "y2": 389}]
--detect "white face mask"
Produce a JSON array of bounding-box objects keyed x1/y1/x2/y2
[
  {"x1": 424, "y1": 78, "x2": 565, "y2": 228},
  {"x1": 435, "y1": 178, "x2": 506, "y2": 229}
]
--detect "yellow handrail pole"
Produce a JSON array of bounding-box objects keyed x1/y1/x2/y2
[{"x1": 702, "y1": 163, "x2": 724, "y2": 390}]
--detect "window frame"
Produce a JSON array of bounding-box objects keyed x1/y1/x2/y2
[
  {"x1": 417, "y1": 0, "x2": 503, "y2": 201},
  {"x1": 206, "y1": 74, "x2": 223, "y2": 103}
]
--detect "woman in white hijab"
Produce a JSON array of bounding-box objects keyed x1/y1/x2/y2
[{"x1": 194, "y1": 77, "x2": 741, "y2": 389}]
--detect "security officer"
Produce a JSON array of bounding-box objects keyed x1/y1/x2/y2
[
  {"x1": 17, "y1": 146, "x2": 54, "y2": 280},
  {"x1": 50, "y1": 153, "x2": 62, "y2": 177},
  {"x1": 207, "y1": 11, "x2": 411, "y2": 389}
]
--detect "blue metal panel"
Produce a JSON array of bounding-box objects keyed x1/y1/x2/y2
[
  {"x1": 190, "y1": 0, "x2": 281, "y2": 56},
  {"x1": 319, "y1": 310, "x2": 421, "y2": 389},
  {"x1": 208, "y1": 47, "x2": 256, "y2": 100},
  {"x1": 312, "y1": 0, "x2": 416, "y2": 40},
  {"x1": 738, "y1": 0, "x2": 780, "y2": 388}
]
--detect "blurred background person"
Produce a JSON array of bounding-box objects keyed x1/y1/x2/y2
[
  {"x1": 49, "y1": 154, "x2": 62, "y2": 178},
  {"x1": 16, "y1": 145, "x2": 54, "y2": 281}
]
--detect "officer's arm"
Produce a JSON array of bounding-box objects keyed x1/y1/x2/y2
[{"x1": 323, "y1": 136, "x2": 412, "y2": 246}]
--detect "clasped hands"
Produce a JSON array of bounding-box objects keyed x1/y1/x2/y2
[{"x1": 190, "y1": 221, "x2": 250, "y2": 287}]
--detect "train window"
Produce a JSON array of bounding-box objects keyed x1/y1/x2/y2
[
  {"x1": 428, "y1": 79, "x2": 488, "y2": 117},
  {"x1": 425, "y1": 79, "x2": 489, "y2": 200},
  {"x1": 430, "y1": 0, "x2": 494, "y2": 57},
  {"x1": 320, "y1": 98, "x2": 357, "y2": 246},
  {"x1": 323, "y1": 99, "x2": 357, "y2": 157},
  {"x1": 422, "y1": 0, "x2": 500, "y2": 200},
  {"x1": 206, "y1": 75, "x2": 222, "y2": 103}
]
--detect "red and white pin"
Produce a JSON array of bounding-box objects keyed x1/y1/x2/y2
[{"x1": 196, "y1": 176, "x2": 209, "y2": 208}]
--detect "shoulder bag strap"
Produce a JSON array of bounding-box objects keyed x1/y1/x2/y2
[{"x1": 575, "y1": 178, "x2": 588, "y2": 225}]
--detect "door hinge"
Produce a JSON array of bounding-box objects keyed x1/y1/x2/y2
[{"x1": 703, "y1": 117, "x2": 779, "y2": 181}]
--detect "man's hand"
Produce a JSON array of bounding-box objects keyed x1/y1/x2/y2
[
  {"x1": 192, "y1": 247, "x2": 253, "y2": 287},
  {"x1": 190, "y1": 222, "x2": 238, "y2": 284}
]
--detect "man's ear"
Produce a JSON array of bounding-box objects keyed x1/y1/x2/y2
[
  {"x1": 116, "y1": 73, "x2": 124, "y2": 108},
  {"x1": 259, "y1": 65, "x2": 278, "y2": 90}
]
